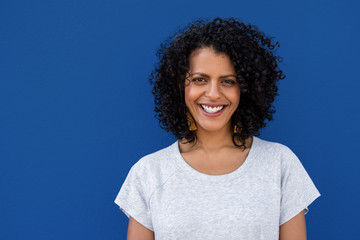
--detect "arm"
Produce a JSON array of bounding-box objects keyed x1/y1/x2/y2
[
  {"x1": 279, "y1": 210, "x2": 307, "y2": 240},
  {"x1": 127, "y1": 217, "x2": 155, "y2": 240}
]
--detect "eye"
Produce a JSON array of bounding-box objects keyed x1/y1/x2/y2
[
  {"x1": 191, "y1": 78, "x2": 207, "y2": 84},
  {"x1": 222, "y1": 79, "x2": 237, "y2": 85}
]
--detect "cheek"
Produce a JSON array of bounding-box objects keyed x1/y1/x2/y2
[
  {"x1": 184, "y1": 89, "x2": 194, "y2": 110},
  {"x1": 235, "y1": 92, "x2": 241, "y2": 104},
  {"x1": 225, "y1": 88, "x2": 241, "y2": 104},
  {"x1": 184, "y1": 87, "x2": 201, "y2": 106}
]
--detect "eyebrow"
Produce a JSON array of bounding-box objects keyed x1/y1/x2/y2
[{"x1": 188, "y1": 72, "x2": 237, "y2": 78}]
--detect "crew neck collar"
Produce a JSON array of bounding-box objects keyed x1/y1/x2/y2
[{"x1": 172, "y1": 136, "x2": 259, "y2": 182}]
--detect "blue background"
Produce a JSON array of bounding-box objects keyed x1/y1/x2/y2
[{"x1": 1, "y1": 0, "x2": 359, "y2": 239}]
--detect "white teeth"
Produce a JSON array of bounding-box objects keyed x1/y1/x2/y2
[{"x1": 201, "y1": 105, "x2": 224, "y2": 113}]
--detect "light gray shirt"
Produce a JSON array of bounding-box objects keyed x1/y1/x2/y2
[{"x1": 114, "y1": 136, "x2": 321, "y2": 239}]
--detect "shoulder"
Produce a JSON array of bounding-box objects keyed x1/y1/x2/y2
[
  {"x1": 251, "y1": 136, "x2": 305, "y2": 185},
  {"x1": 254, "y1": 137, "x2": 306, "y2": 176},
  {"x1": 128, "y1": 141, "x2": 179, "y2": 191},
  {"x1": 132, "y1": 141, "x2": 178, "y2": 172},
  {"x1": 254, "y1": 136, "x2": 295, "y2": 158},
  {"x1": 252, "y1": 136, "x2": 302, "y2": 176}
]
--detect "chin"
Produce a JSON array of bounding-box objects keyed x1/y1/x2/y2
[{"x1": 198, "y1": 125, "x2": 228, "y2": 133}]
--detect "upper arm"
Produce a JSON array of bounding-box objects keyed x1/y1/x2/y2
[
  {"x1": 279, "y1": 210, "x2": 307, "y2": 240},
  {"x1": 127, "y1": 216, "x2": 155, "y2": 240}
]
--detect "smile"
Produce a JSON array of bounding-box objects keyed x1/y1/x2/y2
[{"x1": 200, "y1": 104, "x2": 225, "y2": 113}]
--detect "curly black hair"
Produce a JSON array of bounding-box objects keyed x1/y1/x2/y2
[{"x1": 149, "y1": 17, "x2": 285, "y2": 149}]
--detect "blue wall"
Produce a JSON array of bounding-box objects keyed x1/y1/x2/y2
[{"x1": 1, "y1": 0, "x2": 359, "y2": 239}]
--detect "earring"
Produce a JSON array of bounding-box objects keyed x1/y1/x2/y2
[
  {"x1": 234, "y1": 123, "x2": 243, "y2": 134},
  {"x1": 186, "y1": 112, "x2": 197, "y2": 131}
]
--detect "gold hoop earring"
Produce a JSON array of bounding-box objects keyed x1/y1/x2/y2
[{"x1": 186, "y1": 112, "x2": 197, "y2": 131}]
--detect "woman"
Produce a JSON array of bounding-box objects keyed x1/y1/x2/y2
[{"x1": 115, "y1": 18, "x2": 321, "y2": 239}]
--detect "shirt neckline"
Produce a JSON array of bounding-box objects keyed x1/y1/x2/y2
[{"x1": 172, "y1": 136, "x2": 259, "y2": 182}]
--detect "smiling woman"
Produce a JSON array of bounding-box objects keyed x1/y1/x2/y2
[
  {"x1": 184, "y1": 48, "x2": 240, "y2": 134},
  {"x1": 114, "y1": 17, "x2": 321, "y2": 240}
]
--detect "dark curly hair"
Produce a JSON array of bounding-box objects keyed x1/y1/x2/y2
[{"x1": 149, "y1": 17, "x2": 285, "y2": 149}]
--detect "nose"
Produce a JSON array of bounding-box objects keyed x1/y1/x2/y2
[{"x1": 205, "y1": 80, "x2": 221, "y2": 99}]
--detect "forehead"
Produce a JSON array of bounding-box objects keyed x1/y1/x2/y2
[{"x1": 189, "y1": 48, "x2": 235, "y2": 74}]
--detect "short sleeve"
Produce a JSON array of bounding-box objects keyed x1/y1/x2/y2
[
  {"x1": 279, "y1": 146, "x2": 321, "y2": 226},
  {"x1": 114, "y1": 165, "x2": 154, "y2": 231}
]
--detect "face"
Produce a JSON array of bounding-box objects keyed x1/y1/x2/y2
[{"x1": 185, "y1": 47, "x2": 240, "y2": 133}]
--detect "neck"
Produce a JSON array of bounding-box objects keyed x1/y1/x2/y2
[{"x1": 189, "y1": 125, "x2": 234, "y2": 151}]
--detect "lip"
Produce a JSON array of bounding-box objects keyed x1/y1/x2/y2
[
  {"x1": 199, "y1": 103, "x2": 227, "y2": 107},
  {"x1": 198, "y1": 104, "x2": 227, "y2": 117}
]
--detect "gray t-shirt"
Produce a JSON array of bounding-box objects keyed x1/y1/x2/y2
[{"x1": 114, "y1": 136, "x2": 321, "y2": 239}]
